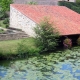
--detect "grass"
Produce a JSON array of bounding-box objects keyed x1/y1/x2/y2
[
  {"x1": 76, "y1": 0, "x2": 80, "y2": 4},
  {"x1": 0, "y1": 37, "x2": 80, "y2": 60},
  {"x1": 0, "y1": 20, "x2": 6, "y2": 28},
  {"x1": 0, "y1": 38, "x2": 36, "y2": 55},
  {"x1": 0, "y1": 29, "x2": 4, "y2": 33}
]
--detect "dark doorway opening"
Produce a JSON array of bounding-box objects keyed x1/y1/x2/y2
[{"x1": 58, "y1": 34, "x2": 80, "y2": 47}]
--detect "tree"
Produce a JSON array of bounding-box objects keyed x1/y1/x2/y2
[
  {"x1": 34, "y1": 18, "x2": 59, "y2": 52},
  {"x1": 0, "y1": 0, "x2": 13, "y2": 12}
]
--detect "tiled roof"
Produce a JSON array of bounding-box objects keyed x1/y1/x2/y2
[{"x1": 11, "y1": 4, "x2": 80, "y2": 35}]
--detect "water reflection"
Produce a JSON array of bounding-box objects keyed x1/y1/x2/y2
[{"x1": 0, "y1": 54, "x2": 80, "y2": 80}]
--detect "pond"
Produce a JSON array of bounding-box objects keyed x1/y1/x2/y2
[{"x1": 0, "y1": 49, "x2": 80, "y2": 80}]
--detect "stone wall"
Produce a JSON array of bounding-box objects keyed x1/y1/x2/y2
[
  {"x1": 10, "y1": 6, "x2": 36, "y2": 37},
  {"x1": 0, "y1": 32, "x2": 28, "y2": 41}
]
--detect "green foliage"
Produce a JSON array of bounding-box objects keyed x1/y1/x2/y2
[
  {"x1": 3, "y1": 18, "x2": 9, "y2": 28},
  {"x1": 5, "y1": 24, "x2": 9, "y2": 28},
  {"x1": 0, "y1": 38, "x2": 35, "y2": 54},
  {"x1": 28, "y1": 1, "x2": 37, "y2": 5},
  {"x1": 0, "y1": 38, "x2": 40, "y2": 59},
  {"x1": 17, "y1": 40, "x2": 29, "y2": 58},
  {"x1": 3, "y1": 18, "x2": 9, "y2": 24},
  {"x1": 0, "y1": 29, "x2": 4, "y2": 33},
  {"x1": 34, "y1": 18, "x2": 59, "y2": 52},
  {"x1": 59, "y1": 1, "x2": 80, "y2": 13},
  {"x1": 77, "y1": 36, "x2": 80, "y2": 45},
  {"x1": 76, "y1": 0, "x2": 80, "y2": 4},
  {"x1": 17, "y1": 39, "x2": 40, "y2": 58},
  {"x1": 0, "y1": 0, "x2": 13, "y2": 12},
  {"x1": 28, "y1": 48, "x2": 40, "y2": 56},
  {"x1": 0, "y1": 11, "x2": 8, "y2": 20}
]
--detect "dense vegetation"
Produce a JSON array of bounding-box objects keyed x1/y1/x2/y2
[
  {"x1": 34, "y1": 18, "x2": 59, "y2": 52},
  {"x1": 0, "y1": 0, "x2": 13, "y2": 12},
  {"x1": 0, "y1": 0, "x2": 12, "y2": 28},
  {"x1": 59, "y1": 1, "x2": 80, "y2": 13}
]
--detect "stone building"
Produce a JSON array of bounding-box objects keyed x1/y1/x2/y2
[{"x1": 10, "y1": 4, "x2": 80, "y2": 37}]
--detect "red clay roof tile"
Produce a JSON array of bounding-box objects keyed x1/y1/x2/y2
[{"x1": 10, "y1": 4, "x2": 80, "y2": 35}]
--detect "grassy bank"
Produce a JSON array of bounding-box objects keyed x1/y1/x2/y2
[
  {"x1": 0, "y1": 38, "x2": 37, "y2": 59},
  {"x1": 0, "y1": 38, "x2": 36, "y2": 54},
  {"x1": 0, "y1": 37, "x2": 80, "y2": 60}
]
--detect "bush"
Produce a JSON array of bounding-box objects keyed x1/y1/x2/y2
[
  {"x1": 0, "y1": 11, "x2": 5, "y2": 20},
  {"x1": 17, "y1": 40, "x2": 29, "y2": 58},
  {"x1": 0, "y1": 0, "x2": 13, "y2": 12},
  {"x1": 63, "y1": 37, "x2": 72, "y2": 49},
  {"x1": 3, "y1": 18, "x2": 9, "y2": 24},
  {"x1": 17, "y1": 39, "x2": 40, "y2": 58},
  {"x1": 34, "y1": 18, "x2": 59, "y2": 52},
  {"x1": 28, "y1": 48, "x2": 40, "y2": 56},
  {"x1": 59, "y1": 1, "x2": 73, "y2": 9},
  {"x1": 5, "y1": 24, "x2": 9, "y2": 28},
  {"x1": 0, "y1": 11, "x2": 9, "y2": 20},
  {"x1": 59, "y1": 1, "x2": 80, "y2": 13},
  {"x1": 77, "y1": 36, "x2": 80, "y2": 45},
  {"x1": 71, "y1": 6, "x2": 80, "y2": 13}
]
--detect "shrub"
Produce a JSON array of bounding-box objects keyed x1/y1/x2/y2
[
  {"x1": 3, "y1": 18, "x2": 9, "y2": 24},
  {"x1": 77, "y1": 36, "x2": 80, "y2": 45},
  {"x1": 5, "y1": 24, "x2": 9, "y2": 28},
  {"x1": 59, "y1": 1, "x2": 80, "y2": 13},
  {"x1": 0, "y1": 11, "x2": 9, "y2": 20},
  {"x1": 17, "y1": 40, "x2": 29, "y2": 58},
  {"x1": 34, "y1": 18, "x2": 59, "y2": 52},
  {"x1": 28, "y1": 48, "x2": 40, "y2": 56},
  {"x1": 0, "y1": 11, "x2": 5, "y2": 20},
  {"x1": 63, "y1": 37, "x2": 72, "y2": 49},
  {"x1": 0, "y1": 0, "x2": 13, "y2": 12},
  {"x1": 17, "y1": 39, "x2": 40, "y2": 58}
]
